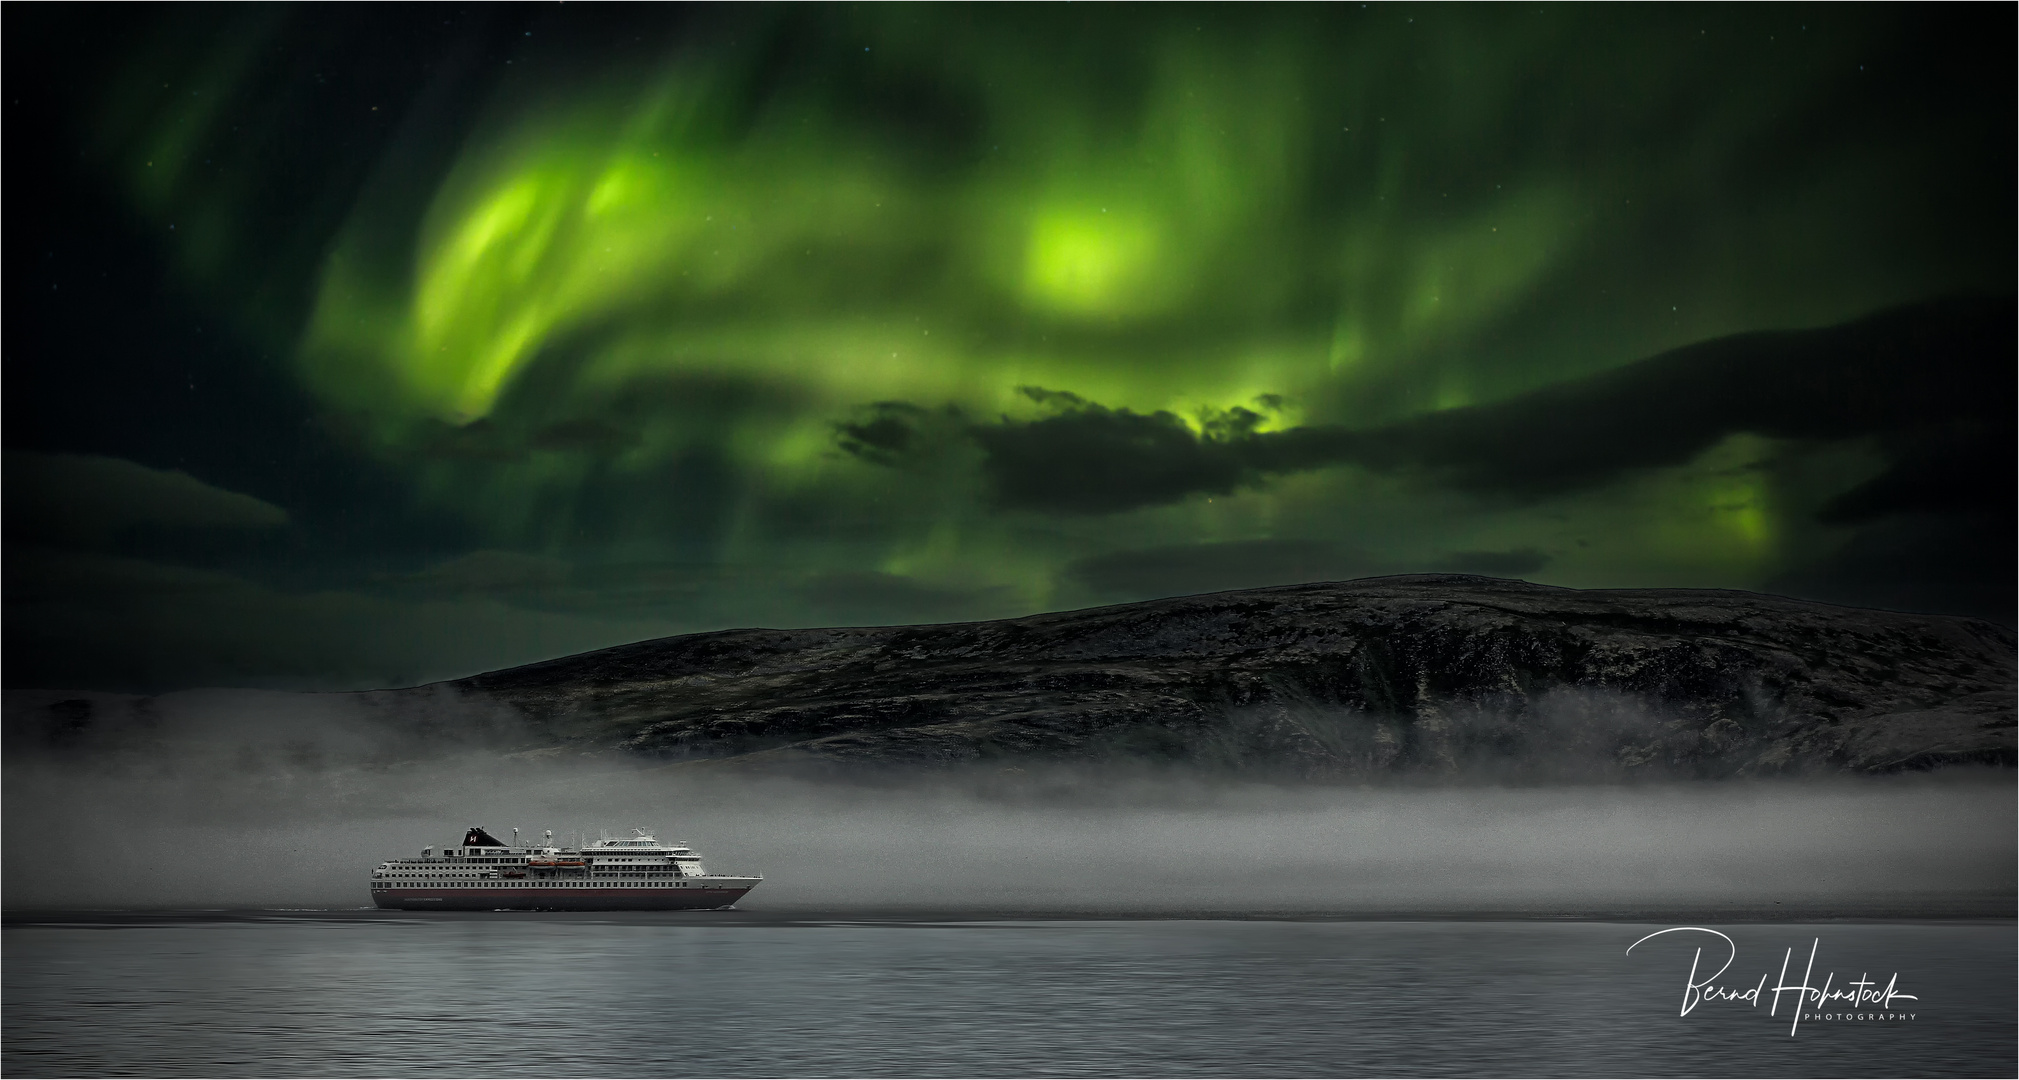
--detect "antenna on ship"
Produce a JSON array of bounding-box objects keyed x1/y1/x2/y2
[{"x1": 512, "y1": 827, "x2": 520, "y2": 848}]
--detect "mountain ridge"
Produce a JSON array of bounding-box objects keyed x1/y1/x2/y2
[{"x1": 448, "y1": 575, "x2": 2016, "y2": 777}]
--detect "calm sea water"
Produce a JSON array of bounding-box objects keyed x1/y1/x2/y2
[{"x1": 3, "y1": 915, "x2": 2011, "y2": 1077}]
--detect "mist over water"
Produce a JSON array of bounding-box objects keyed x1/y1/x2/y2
[{"x1": 4, "y1": 690, "x2": 2012, "y2": 913}]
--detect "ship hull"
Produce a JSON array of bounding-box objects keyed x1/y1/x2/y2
[{"x1": 372, "y1": 883, "x2": 756, "y2": 911}]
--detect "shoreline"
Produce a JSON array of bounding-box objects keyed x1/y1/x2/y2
[{"x1": 7, "y1": 900, "x2": 2013, "y2": 928}]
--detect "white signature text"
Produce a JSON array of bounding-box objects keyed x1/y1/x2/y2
[{"x1": 1626, "y1": 927, "x2": 1919, "y2": 1036}]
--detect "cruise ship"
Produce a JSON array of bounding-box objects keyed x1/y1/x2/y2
[{"x1": 370, "y1": 827, "x2": 762, "y2": 910}]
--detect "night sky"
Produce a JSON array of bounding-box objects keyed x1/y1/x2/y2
[{"x1": 6, "y1": 4, "x2": 2012, "y2": 692}]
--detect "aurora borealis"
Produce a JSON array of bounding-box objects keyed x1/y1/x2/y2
[{"x1": 6, "y1": 4, "x2": 2012, "y2": 691}]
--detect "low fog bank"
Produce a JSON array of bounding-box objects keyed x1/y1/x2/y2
[{"x1": 5, "y1": 686, "x2": 2011, "y2": 914}]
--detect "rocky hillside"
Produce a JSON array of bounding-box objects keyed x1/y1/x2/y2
[{"x1": 453, "y1": 575, "x2": 2015, "y2": 778}]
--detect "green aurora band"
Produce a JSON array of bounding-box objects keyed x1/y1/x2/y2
[{"x1": 82, "y1": 5, "x2": 2013, "y2": 639}]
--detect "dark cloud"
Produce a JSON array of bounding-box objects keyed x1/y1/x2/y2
[
  {"x1": 840, "y1": 389, "x2": 1279, "y2": 514},
  {"x1": 1334, "y1": 294, "x2": 2016, "y2": 499},
  {"x1": 1765, "y1": 513, "x2": 2015, "y2": 627},
  {"x1": 1815, "y1": 425, "x2": 2011, "y2": 526},
  {"x1": 3, "y1": 453, "x2": 289, "y2": 549},
  {"x1": 971, "y1": 407, "x2": 1249, "y2": 514},
  {"x1": 927, "y1": 295, "x2": 2015, "y2": 516},
  {"x1": 834, "y1": 402, "x2": 933, "y2": 466},
  {"x1": 1375, "y1": 294, "x2": 2012, "y2": 623}
]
